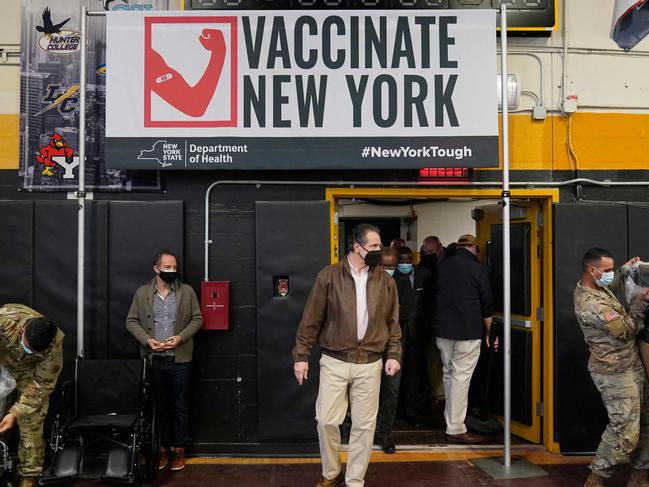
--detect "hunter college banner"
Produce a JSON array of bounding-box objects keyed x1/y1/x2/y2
[
  {"x1": 106, "y1": 10, "x2": 498, "y2": 170},
  {"x1": 20, "y1": 0, "x2": 167, "y2": 192}
]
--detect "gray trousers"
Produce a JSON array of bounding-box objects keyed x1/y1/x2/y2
[{"x1": 375, "y1": 370, "x2": 401, "y2": 439}]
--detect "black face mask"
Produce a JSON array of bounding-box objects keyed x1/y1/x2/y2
[
  {"x1": 364, "y1": 250, "x2": 382, "y2": 267},
  {"x1": 359, "y1": 244, "x2": 382, "y2": 267},
  {"x1": 420, "y1": 254, "x2": 438, "y2": 269},
  {"x1": 158, "y1": 270, "x2": 177, "y2": 284}
]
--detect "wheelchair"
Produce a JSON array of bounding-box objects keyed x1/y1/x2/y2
[
  {"x1": 41, "y1": 358, "x2": 159, "y2": 486},
  {"x1": 0, "y1": 395, "x2": 18, "y2": 487},
  {"x1": 0, "y1": 438, "x2": 17, "y2": 487}
]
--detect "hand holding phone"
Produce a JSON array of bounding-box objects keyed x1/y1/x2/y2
[{"x1": 162, "y1": 336, "x2": 180, "y2": 349}]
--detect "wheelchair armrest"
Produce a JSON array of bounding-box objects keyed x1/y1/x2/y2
[
  {"x1": 60, "y1": 379, "x2": 74, "y2": 397},
  {"x1": 54, "y1": 379, "x2": 75, "y2": 424},
  {"x1": 139, "y1": 379, "x2": 152, "y2": 417}
]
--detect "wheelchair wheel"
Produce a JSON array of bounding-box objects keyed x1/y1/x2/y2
[
  {"x1": 0, "y1": 439, "x2": 17, "y2": 487},
  {"x1": 1, "y1": 468, "x2": 18, "y2": 487},
  {"x1": 140, "y1": 403, "x2": 159, "y2": 483}
]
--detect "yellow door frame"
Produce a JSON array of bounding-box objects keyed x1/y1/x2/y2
[{"x1": 325, "y1": 187, "x2": 561, "y2": 454}]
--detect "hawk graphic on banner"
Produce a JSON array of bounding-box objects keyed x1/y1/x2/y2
[
  {"x1": 36, "y1": 7, "x2": 71, "y2": 36},
  {"x1": 612, "y1": 0, "x2": 649, "y2": 50}
]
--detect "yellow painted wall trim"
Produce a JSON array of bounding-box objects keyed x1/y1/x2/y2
[
  {"x1": 481, "y1": 112, "x2": 649, "y2": 171},
  {"x1": 0, "y1": 114, "x2": 19, "y2": 170}
]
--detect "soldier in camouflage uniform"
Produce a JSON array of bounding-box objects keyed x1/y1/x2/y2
[
  {"x1": 609, "y1": 259, "x2": 649, "y2": 382},
  {"x1": 0, "y1": 304, "x2": 64, "y2": 487},
  {"x1": 574, "y1": 248, "x2": 649, "y2": 487}
]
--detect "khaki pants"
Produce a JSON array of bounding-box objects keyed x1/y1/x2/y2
[
  {"x1": 426, "y1": 335, "x2": 445, "y2": 400},
  {"x1": 316, "y1": 354, "x2": 382, "y2": 487},
  {"x1": 436, "y1": 337, "x2": 481, "y2": 435}
]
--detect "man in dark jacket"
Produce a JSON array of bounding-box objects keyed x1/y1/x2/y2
[
  {"x1": 126, "y1": 250, "x2": 202, "y2": 472},
  {"x1": 393, "y1": 246, "x2": 434, "y2": 426},
  {"x1": 419, "y1": 235, "x2": 446, "y2": 271},
  {"x1": 375, "y1": 247, "x2": 401, "y2": 454},
  {"x1": 434, "y1": 234, "x2": 494, "y2": 444},
  {"x1": 293, "y1": 224, "x2": 401, "y2": 487}
]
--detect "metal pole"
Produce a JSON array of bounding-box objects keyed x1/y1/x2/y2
[
  {"x1": 77, "y1": 5, "x2": 88, "y2": 358},
  {"x1": 500, "y1": 5, "x2": 512, "y2": 468}
]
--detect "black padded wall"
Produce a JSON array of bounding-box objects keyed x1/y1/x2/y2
[
  {"x1": 84, "y1": 201, "x2": 109, "y2": 360},
  {"x1": 0, "y1": 201, "x2": 33, "y2": 305},
  {"x1": 189, "y1": 184, "x2": 325, "y2": 451},
  {"x1": 4, "y1": 201, "x2": 110, "y2": 375},
  {"x1": 32, "y1": 201, "x2": 84, "y2": 374},
  {"x1": 256, "y1": 201, "x2": 330, "y2": 440},
  {"x1": 107, "y1": 201, "x2": 184, "y2": 359},
  {"x1": 628, "y1": 205, "x2": 649, "y2": 260},
  {"x1": 0, "y1": 200, "x2": 183, "y2": 379},
  {"x1": 553, "y1": 202, "x2": 628, "y2": 453}
]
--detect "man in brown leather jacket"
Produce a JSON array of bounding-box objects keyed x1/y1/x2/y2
[{"x1": 293, "y1": 224, "x2": 402, "y2": 487}]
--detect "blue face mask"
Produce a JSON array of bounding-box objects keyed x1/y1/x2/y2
[
  {"x1": 596, "y1": 270, "x2": 614, "y2": 288},
  {"x1": 21, "y1": 337, "x2": 33, "y2": 355},
  {"x1": 384, "y1": 268, "x2": 395, "y2": 277},
  {"x1": 398, "y1": 263, "x2": 413, "y2": 275}
]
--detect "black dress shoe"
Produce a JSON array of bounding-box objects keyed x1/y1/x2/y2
[
  {"x1": 404, "y1": 415, "x2": 423, "y2": 428},
  {"x1": 382, "y1": 436, "x2": 396, "y2": 454}
]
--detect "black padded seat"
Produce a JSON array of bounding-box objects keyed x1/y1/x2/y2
[{"x1": 66, "y1": 414, "x2": 138, "y2": 433}]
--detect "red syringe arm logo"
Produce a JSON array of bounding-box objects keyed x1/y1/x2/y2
[{"x1": 147, "y1": 28, "x2": 226, "y2": 118}]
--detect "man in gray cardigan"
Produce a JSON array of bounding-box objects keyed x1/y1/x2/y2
[{"x1": 126, "y1": 250, "x2": 202, "y2": 472}]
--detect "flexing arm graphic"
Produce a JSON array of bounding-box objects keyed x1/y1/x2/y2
[{"x1": 147, "y1": 28, "x2": 226, "y2": 117}]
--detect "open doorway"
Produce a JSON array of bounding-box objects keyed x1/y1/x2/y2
[
  {"x1": 337, "y1": 197, "x2": 498, "y2": 447},
  {"x1": 327, "y1": 187, "x2": 558, "y2": 452},
  {"x1": 338, "y1": 217, "x2": 402, "y2": 257}
]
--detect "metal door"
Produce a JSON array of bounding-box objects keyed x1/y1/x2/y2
[{"x1": 475, "y1": 200, "x2": 543, "y2": 443}]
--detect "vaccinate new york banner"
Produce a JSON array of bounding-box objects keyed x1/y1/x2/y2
[{"x1": 106, "y1": 10, "x2": 498, "y2": 170}]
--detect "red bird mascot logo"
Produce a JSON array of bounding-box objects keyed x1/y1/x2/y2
[{"x1": 36, "y1": 133, "x2": 75, "y2": 176}]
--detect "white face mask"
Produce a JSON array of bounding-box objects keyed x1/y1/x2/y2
[
  {"x1": 596, "y1": 270, "x2": 615, "y2": 287},
  {"x1": 21, "y1": 336, "x2": 33, "y2": 354}
]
